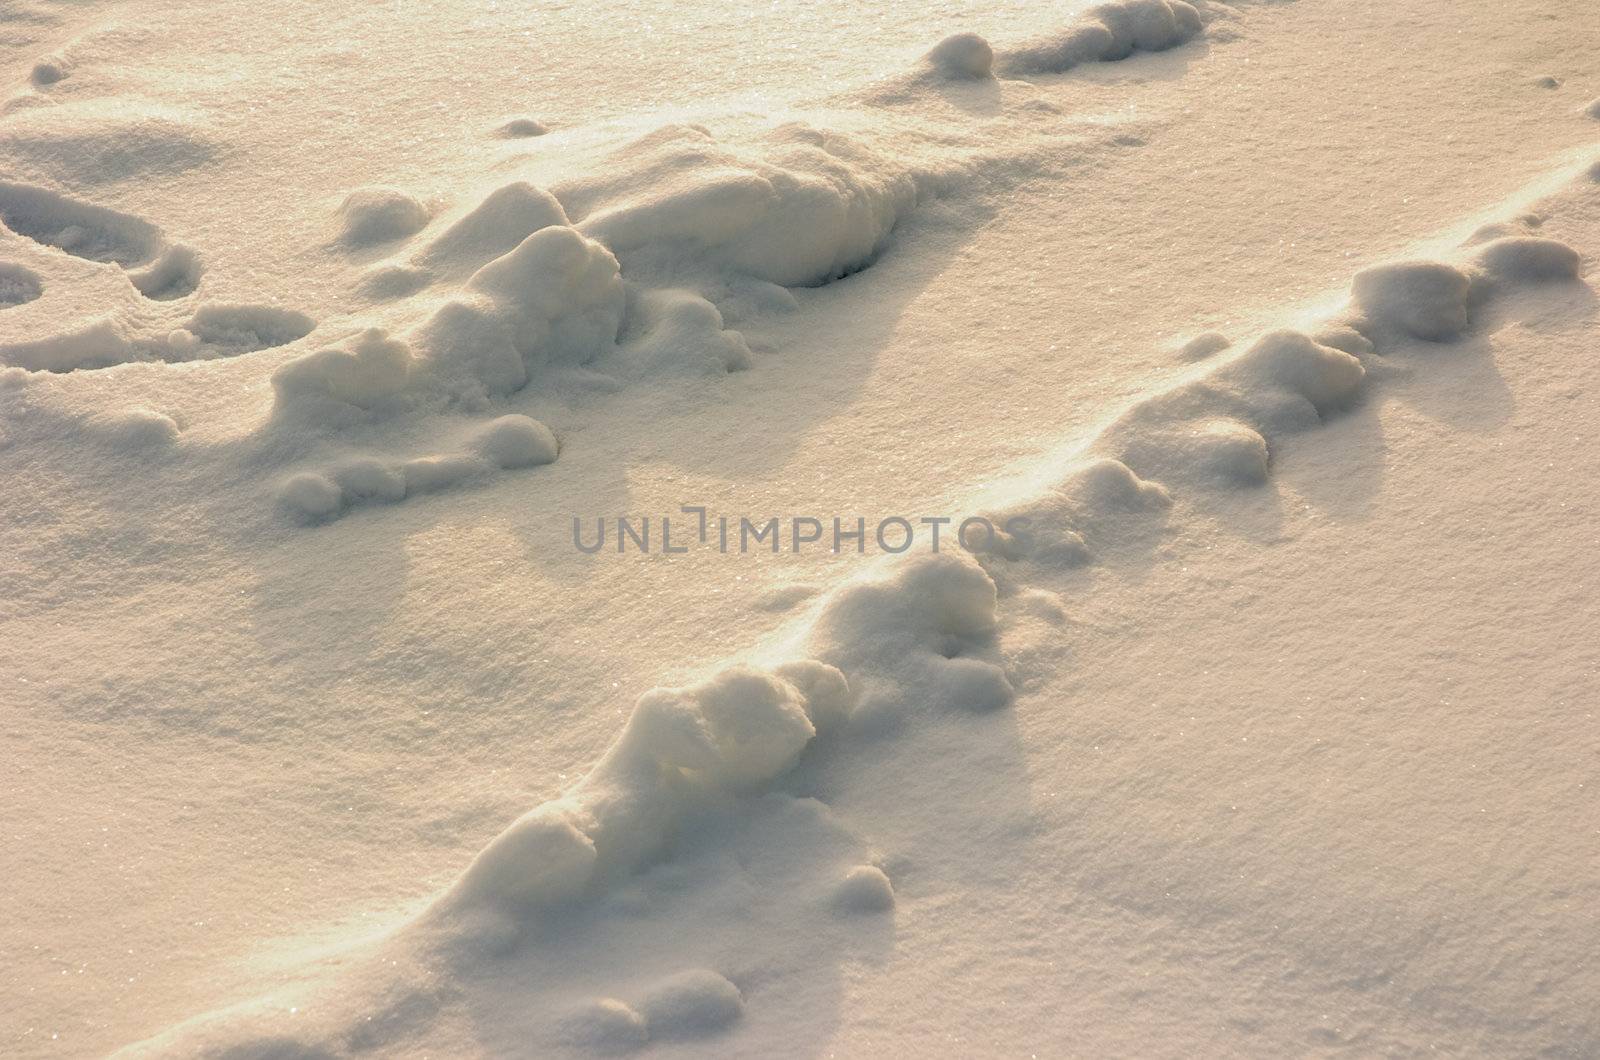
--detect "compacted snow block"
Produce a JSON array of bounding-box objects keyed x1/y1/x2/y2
[
  {"x1": 1351, "y1": 259, "x2": 1473, "y2": 341},
  {"x1": 336, "y1": 187, "x2": 431, "y2": 247}
]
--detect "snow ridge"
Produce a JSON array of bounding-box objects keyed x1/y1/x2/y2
[{"x1": 120, "y1": 155, "x2": 1598, "y2": 1059}]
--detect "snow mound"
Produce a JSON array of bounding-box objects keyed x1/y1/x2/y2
[
  {"x1": 272, "y1": 328, "x2": 415, "y2": 418},
  {"x1": 30, "y1": 57, "x2": 68, "y2": 86},
  {"x1": 336, "y1": 187, "x2": 432, "y2": 247},
  {"x1": 1118, "y1": 418, "x2": 1270, "y2": 489},
  {"x1": 417, "y1": 181, "x2": 570, "y2": 275},
  {"x1": 1351, "y1": 259, "x2": 1474, "y2": 341},
  {"x1": 0, "y1": 103, "x2": 216, "y2": 184},
  {"x1": 833, "y1": 865, "x2": 896, "y2": 913},
  {"x1": 1473, "y1": 236, "x2": 1582, "y2": 283},
  {"x1": 1218, "y1": 329, "x2": 1366, "y2": 421},
  {"x1": 617, "y1": 287, "x2": 752, "y2": 375},
  {"x1": 1000, "y1": 0, "x2": 1202, "y2": 76},
  {"x1": 563, "y1": 997, "x2": 648, "y2": 1051},
  {"x1": 422, "y1": 225, "x2": 623, "y2": 398},
  {"x1": 495, "y1": 118, "x2": 549, "y2": 139},
  {"x1": 82, "y1": 408, "x2": 181, "y2": 448},
  {"x1": 1176, "y1": 330, "x2": 1230, "y2": 361},
  {"x1": 639, "y1": 970, "x2": 743, "y2": 1039},
  {"x1": 440, "y1": 661, "x2": 845, "y2": 914},
  {"x1": 926, "y1": 33, "x2": 995, "y2": 80},
  {"x1": 568, "y1": 122, "x2": 918, "y2": 288},
  {"x1": 357, "y1": 263, "x2": 432, "y2": 300},
  {"x1": 472, "y1": 414, "x2": 559, "y2": 469},
  {"x1": 275, "y1": 414, "x2": 559, "y2": 522}
]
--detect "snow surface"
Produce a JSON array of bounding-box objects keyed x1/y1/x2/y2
[{"x1": 3, "y1": 0, "x2": 1599, "y2": 1055}]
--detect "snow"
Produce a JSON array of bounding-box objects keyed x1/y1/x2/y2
[{"x1": 3, "y1": 0, "x2": 1600, "y2": 1055}]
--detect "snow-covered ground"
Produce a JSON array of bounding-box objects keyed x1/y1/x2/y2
[{"x1": 3, "y1": 0, "x2": 1598, "y2": 1055}]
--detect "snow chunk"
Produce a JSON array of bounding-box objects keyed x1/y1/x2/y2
[
  {"x1": 331, "y1": 458, "x2": 406, "y2": 503},
  {"x1": 466, "y1": 227, "x2": 624, "y2": 359},
  {"x1": 926, "y1": 33, "x2": 995, "y2": 79},
  {"x1": 1176, "y1": 330, "x2": 1230, "y2": 361},
  {"x1": 634, "y1": 666, "x2": 816, "y2": 788},
  {"x1": 774, "y1": 659, "x2": 853, "y2": 733},
  {"x1": 419, "y1": 226, "x2": 623, "y2": 398},
  {"x1": 400, "y1": 452, "x2": 486, "y2": 495},
  {"x1": 415, "y1": 299, "x2": 526, "y2": 397},
  {"x1": 439, "y1": 660, "x2": 841, "y2": 921},
  {"x1": 83, "y1": 408, "x2": 180, "y2": 448},
  {"x1": 495, "y1": 118, "x2": 549, "y2": 139},
  {"x1": 1184, "y1": 420, "x2": 1269, "y2": 486},
  {"x1": 833, "y1": 865, "x2": 895, "y2": 913},
  {"x1": 277, "y1": 471, "x2": 343, "y2": 522},
  {"x1": 1002, "y1": 0, "x2": 1202, "y2": 75},
  {"x1": 418, "y1": 181, "x2": 569, "y2": 274},
  {"x1": 640, "y1": 970, "x2": 743, "y2": 1039},
  {"x1": 563, "y1": 998, "x2": 648, "y2": 1051},
  {"x1": 1351, "y1": 260, "x2": 1473, "y2": 341},
  {"x1": 336, "y1": 188, "x2": 430, "y2": 247},
  {"x1": 1072, "y1": 457, "x2": 1174, "y2": 511},
  {"x1": 272, "y1": 328, "x2": 414, "y2": 415},
  {"x1": 451, "y1": 802, "x2": 599, "y2": 909},
  {"x1": 30, "y1": 58, "x2": 68, "y2": 86},
  {"x1": 619, "y1": 288, "x2": 751, "y2": 375},
  {"x1": 358, "y1": 264, "x2": 432, "y2": 301},
  {"x1": 814, "y1": 554, "x2": 1000, "y2": 671},
  {"x1": 571, "y1": 122, "x2": 917, "y2": 288},
  {"x1": 1221, "y1": 330, "x2": 1365, "y2": 416},
  {"x1": 1474, "y1": 237, "x2": 1581, "y2": 284},
  {"x1": 472, "y1": 414, "x2": 558, "y2": 469}
]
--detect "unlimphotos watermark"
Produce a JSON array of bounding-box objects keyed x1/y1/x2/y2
[{"x1": 572, "y1": 506, "x2": 1032, "y2": 556}]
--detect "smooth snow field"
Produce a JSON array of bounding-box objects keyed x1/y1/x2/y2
[{"x1": 3, "y1": 0, "x2": 1599, "y2": 1055}]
